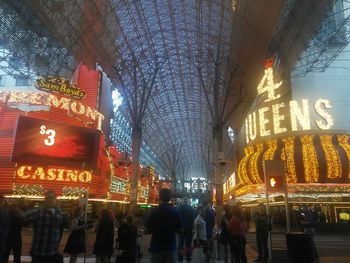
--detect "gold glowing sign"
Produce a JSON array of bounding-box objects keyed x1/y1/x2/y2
[
  {"x1": 17, "y1": 165, "x2": 92, "y2": 183},
  {"x1": 36, "y1": 76, "x2": 86, "y2": 100},
  {"x1": 245, "y1": 65, "x2": 334, "y2": 144}
]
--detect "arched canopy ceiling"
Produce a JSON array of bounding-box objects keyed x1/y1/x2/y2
[
  {"x1": 2, "y1": 0, "x2": 333, "y2": 179},
  {"x1": 1, "y1": 0, "x2": 285, "y2": 179}
]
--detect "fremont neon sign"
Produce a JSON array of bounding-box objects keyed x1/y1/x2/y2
[
  {"x1": 0, "y1": 91, "x2": 104, "y2": 130},
  {"x1": 244, "y1": 67, "x2": 334, "y2": 144},
  {"x1": 17, "y1": 165, "x2": 92, "y2": 183}
]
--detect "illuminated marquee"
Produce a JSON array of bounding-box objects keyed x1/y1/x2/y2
[
  {"x1": 17, "y1": 165, "x2": 92, "y2": 183},
  {"x1": 245, "y1": 66, "x2": 334, "y2": 143},
  {"x1": 36, "y1": 76, "x2": 86, "y2": 100},
  {"x1": 0, "y1": 91, "x2": 104, "y2": 130}
]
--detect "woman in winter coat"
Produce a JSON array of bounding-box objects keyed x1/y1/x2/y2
[
  {"x1": 64, "y1": 207, "x2": 86, "y2": 263},
  {"x1": 228, "y1": 205, "x2": 247, "y2": 263},
  {"x1": 93, "y1": 209, "x2": 114, "y2": 263}
]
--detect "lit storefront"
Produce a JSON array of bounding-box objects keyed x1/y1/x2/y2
[
  {"x1": 223, "y1": 61, "x2": 350, "y2": 223},
  {"x1": 0, "y1": 65, "x2": 158, "y2": 207}
]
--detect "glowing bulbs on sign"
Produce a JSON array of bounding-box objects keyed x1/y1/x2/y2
[{"x1": 244, "y1": 66, "x2": 334, "y2": 144}]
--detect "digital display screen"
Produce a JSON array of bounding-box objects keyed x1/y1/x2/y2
[{"x1": 12, "y1": 116, "x2": 100, "y2": 168}]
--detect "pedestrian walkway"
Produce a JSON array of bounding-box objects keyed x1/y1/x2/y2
[{"x1": 9, "y1": 231, "x2": 350, "y2": 262}]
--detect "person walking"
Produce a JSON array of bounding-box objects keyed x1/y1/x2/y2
[
  {"x1": 1, "y1": 201, "x2": 23, "y2": 263},
  {"x1": 93, "y1": 209, "x2": 114, "y2": 263},
  {"x1": 202, "y1": 200, "x2": 215, "y2": 262},
  {"x1": 24, "y1": 190, "x2": 64, "y2": 263},
  {"x1": 0, "y1": 193, "x2": 10, "y2": 262},
  {"x1": 116, "y1": 214, "x2": 140, "y2": 263},
  {"x1": 194, "y1": 205, "x2": 210, "y2": 263},
  {"x1": 144, "y1": 188, "x2": 182, "y2": 263},
  {"x1": 219, "y1": 206, "x2": 231, "y2": 263},
  {"x1": 177, "y1": 197, "x2": 195, "y2": 263},
  {"x1": 254, "y1": 204, "x2": 270, "y2": 263},
  {"x1": 64, "y1": 207, "x2": 86, "y2": 263},
  {"x1": 228, "y1": 205, "x2": 247, "y2": 263}
]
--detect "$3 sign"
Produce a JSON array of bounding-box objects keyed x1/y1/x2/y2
[{"x1": 39, "y1": 125, "x2": 56, "y2": 146}]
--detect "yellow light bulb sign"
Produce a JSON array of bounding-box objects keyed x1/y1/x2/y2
[{"x1": 244, "y1": 60, "x2": 334, "y2": 144}]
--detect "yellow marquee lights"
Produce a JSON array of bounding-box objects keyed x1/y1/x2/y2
[
  {"x1": 17, "y1": 165, "x2": 92, "y2": 183},
  {"x1": 338, "y1": 135, "x2": 350, "y2": 178},
  {"x1": 244, "y1": 66, "x2": 334, "y2": 144},
  {"x1": 249, "y1": 144, "x2": 263, "y2": 184},
  {"x1": 281, "y1": 137, "x2": 297, "y2": 183},
  {"x1": 235, "y1": 133, "x2": 350, "y2": 192},
  {"x1": 320, "y1": 135, "x2": 342, "y2": 179},
  {"x1": 301, "y1": 135, "x2": 319, "y2": 183},
  {"x1": 234, "y1": 183, "x2": 350, "y2": 199},
  {"x1": 13, "y1": 184, "x2": 44, "y2": 196},
  {"x1": 0, "y1": 91, "x2": 104, "y2": 130},
  {"x1": 238, "y1": 146, "x2": 254, "y2": 185},
  {"x1": 263, "y1": 139, "x2": 277, "y2": 160}
]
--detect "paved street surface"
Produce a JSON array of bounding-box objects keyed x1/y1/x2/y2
[{"x1": 8, "y1": 230, "x2": 350, "y2": 262}]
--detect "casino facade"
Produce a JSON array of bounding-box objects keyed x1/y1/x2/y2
[
  {"x1": 0, "y1": 65, "x2": 161, "y2": 213},
  {"x1": 223, "y1": 62, "x2": 350, "y2": 224}
]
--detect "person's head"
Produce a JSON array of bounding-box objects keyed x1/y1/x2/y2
[
  {"x1": 44, "y1": 190, "x2": 57, "y2": 208},
  {"x1": 74, "y1": 207, "x2": 84, "y2": 218},
  {"x1": 224, "y1": 205, "x2": 232, "y2": 219},
  {"x1": 258, "y1": 203, "x2": 266, "y2": 215},
  {"x1": 159, "y1": 188, "x2": 172, "y2": 204},
  {"x1": 100, "y1": 209, "x2": 112, "y2": 221},
  {"x1": 198, "y1": 205, "x2": 205, "y2": 217},
  {"x1": 202, "y1": 200, "x2": 209, "y2": 208},
  {"x1": 126, "y1": 214, "x2": 134, "y2": 224},
  {"x1": 231, "y1": 205, "x2": 243, "y2": 220}
]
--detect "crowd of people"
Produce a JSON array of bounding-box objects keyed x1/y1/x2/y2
[{"x1": 0, "y1": 189, "x2": 320, "y2": 263}]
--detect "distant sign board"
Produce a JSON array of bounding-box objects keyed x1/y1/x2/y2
[{"x1": 35, "y1": 76, "x2": 86, "y2": 100}]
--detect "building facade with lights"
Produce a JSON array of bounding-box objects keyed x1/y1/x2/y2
[
  {"x1": 0, "y1": 64, "x2": 159, "y2": 208},
  {"x1": 224, "y1": 51, "x2": 350, "y2": 224}
]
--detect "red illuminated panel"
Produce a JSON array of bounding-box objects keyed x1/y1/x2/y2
[{"x1": 11, "y1": 116, "x2": 100, "y2": 168}]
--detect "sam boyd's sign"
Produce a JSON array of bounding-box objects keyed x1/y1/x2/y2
[{"x1": 36, "y1": 76, "x2": 86, "y2": 100}]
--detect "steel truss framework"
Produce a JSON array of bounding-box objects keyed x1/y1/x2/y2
[
  {"x1": 0, "y1": 0, "x2": 77, "y2": 80},
  {"x1": 292, "y1": 0, "x2": 350, "y2": 77},
  {"x1": 0, "y1": 0, "x2": 339, "y2": 181},
  {"x1": 110, "y1": 0, "x2": 240, "y2": 178}
]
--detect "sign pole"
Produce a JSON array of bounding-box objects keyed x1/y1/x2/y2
[
  {"x1": 283, "y1": 162, "x2": 290, "y2": 233},
  {"x1": 83, "y1": 191, "x2": 88, "y2": 263},
  {"x1": 264, "y1": 167, "x2": 273, "y2": 262}
]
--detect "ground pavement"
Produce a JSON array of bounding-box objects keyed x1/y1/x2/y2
[{"x1": 8, "y1": 230, "x2": 350, "y2": 262}]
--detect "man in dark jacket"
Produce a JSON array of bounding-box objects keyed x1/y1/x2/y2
[
  {"x1": 177, "y1": 197, "x2": 195, "y2": 263},
  {"x1": 254, "y1": 204, "x2": 270, "y2": 263},
  {"x1": 145, "y1": 188, "x2": 182, "y2": 263}
]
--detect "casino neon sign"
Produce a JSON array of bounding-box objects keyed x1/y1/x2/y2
[
  {"x1": 244, "y1": 66, "x2": 334, "y2": 144},
  {"x1": 0, "y1": 91, "x2": 104, "y2": 130},
  {"x1": 17, "y1": 165, "x2": 92, "y2": 183}
]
